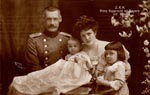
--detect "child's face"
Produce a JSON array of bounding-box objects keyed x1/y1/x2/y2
[
  {"x1": 105, "y1": 50, "x2": 118, "y2": 65},
  {"x1": 67, "y1": 40, "x2": 81, "y2": 55}
]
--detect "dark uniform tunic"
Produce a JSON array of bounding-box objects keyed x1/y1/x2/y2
[{"x1": 24, "y1": 30, "x2": 71, "y2": 73}]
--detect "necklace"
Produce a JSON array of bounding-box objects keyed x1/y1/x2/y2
[{"x1": 83, "y1": 40, "x2": 99, "y2": 65}]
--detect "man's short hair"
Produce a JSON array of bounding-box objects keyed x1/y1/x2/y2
[{"x1": 44, "y1": 6, "x2": 60, "y2": 12}]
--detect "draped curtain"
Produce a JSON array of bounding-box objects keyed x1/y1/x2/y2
[{"x1": 0, "y1": 0, "x2": 58, "y2": 94}]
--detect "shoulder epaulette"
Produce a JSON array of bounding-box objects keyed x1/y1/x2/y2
[
  {"x1": 29, "y1": 32, "x2": 43, "y2": 38},
  {"x1": 60, "y1": 32, "x2": 72, "y2": 38}
]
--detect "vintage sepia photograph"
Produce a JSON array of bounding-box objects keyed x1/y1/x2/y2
[{"x1": 1, "y1": 0, "x2": 150, "y2": 95}]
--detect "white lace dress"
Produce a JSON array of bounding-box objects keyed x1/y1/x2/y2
[{"x1": 8, "y1": 51, "x2": 92, "y2": 95}]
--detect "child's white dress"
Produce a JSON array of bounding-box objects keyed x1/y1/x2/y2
[
  {"x1": 97, "y1": 61, "x2": 129, "y2": 95},
  {"x1": 8, "y1": 51, "x2": 92, "y2": 95}
]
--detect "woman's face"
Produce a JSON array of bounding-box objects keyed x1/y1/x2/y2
[{"x1": 80, "y1": 29, "x2": 97, "y2": 46}]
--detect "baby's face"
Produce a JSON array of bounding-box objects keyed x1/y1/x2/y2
[{"x1": 67, "y1": 40, "x2": 81, "y2": 55}]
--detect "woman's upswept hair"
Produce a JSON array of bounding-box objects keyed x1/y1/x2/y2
[
  {"x1": 73, "y1": 15, "x2": 99, "y2": 41},
  {"x1": 105, "y1": 41, "x2": 126, "y2": 61}
]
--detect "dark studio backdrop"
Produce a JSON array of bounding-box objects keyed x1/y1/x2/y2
[{"x1": 0, "y1": 0, "x2": 143, "y2": 95}]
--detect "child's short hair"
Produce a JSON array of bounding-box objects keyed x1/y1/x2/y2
[
  {"x1": 68, "y1": 37, "x2": 81, "y2": 45},
  {"x1": 105, "y1": 41, "x2": 126, "y2": 61}
]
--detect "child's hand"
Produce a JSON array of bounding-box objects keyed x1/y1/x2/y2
[
  {"x1": 75, "y1": 56, "x2": 87, "y2": 64},
  {"x1": 96, "y1": 76, "x2": 104, "y2": 84},
  {"x1": 65, "y1": 54, "x2": 72, "y2": 60},
  {"x1": 96, "y1": 76, "x2": 111, "y2": 87}
]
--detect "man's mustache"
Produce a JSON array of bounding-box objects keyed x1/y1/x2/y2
[{"x1": 48, "y1": 25, "x2": 57, "y2": 28}]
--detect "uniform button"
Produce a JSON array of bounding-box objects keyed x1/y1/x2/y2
[
  {"x1": 43, "y1": 38, "x2": 47, "y2": 42},
  {"x1": 59, "y1": 38, "x2": 62, "y2": 42},
  {"x1": 45, "y1": 57, "x2": 48, "y2": 61},
  {"x1": 44, "y1": 44, "x2": 48, "y2": 48},
  {"x1": 45, "y1": 64, "x2": 48, "y2": 67},
  {"x1": 60, "y1": 51, "x2": 63, "y2": 54},
  {"x1": 44, "y1": 50, "x2": 48, "y2": 54}
]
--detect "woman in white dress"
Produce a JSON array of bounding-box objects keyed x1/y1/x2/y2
[{"x1": 72, "y1": 15, "x2": 131, "y2": 94}]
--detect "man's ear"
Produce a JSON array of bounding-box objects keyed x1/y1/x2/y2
[
  {"x1": 94, "y1": 32, "x2": 97, "y2": 36},
  {"x1": 59, "y1": 15, "x2": 62, "y2": 22}
]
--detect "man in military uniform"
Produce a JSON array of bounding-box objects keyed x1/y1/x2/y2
[{"x1": 24, "y1": 6, "x2": 71, "y2": 73}]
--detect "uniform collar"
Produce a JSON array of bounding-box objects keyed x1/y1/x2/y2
[{"x1": 43, "y1": 29, "x2": 59, "y2": 38}]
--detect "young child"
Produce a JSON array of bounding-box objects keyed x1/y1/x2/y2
[
  {"x1": 65, "y1": 37, "x2": 81, "y2": 60},
  {"x1": 8, "y1": 37, "x2": 94, "y2": 95},
  {"x1": 96, "y1": 41, "x2": 129, "y2": 95},
  {"x1": 65, "y1": 37, "x2": 93, "y2": 71}
]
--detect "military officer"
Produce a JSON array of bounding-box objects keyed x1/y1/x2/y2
[{"x1": 24, "y1": 6, "x2": 71, "y2": 73}]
